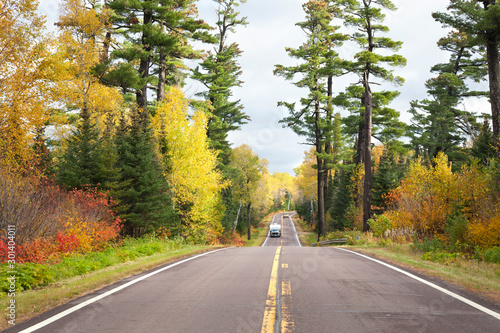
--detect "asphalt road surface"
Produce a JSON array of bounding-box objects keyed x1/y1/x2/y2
[
  {"x1": 8, "y1": 212, "x2": 500, "y2": 333},
  {"x1": 261, "y1": 212, "x2": 301, "y2": 247}
]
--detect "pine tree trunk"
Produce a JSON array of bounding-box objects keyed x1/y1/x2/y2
[
  {"x1": 315, "y1": 89, "x2": 326, "y2": 240},
  {"x1": 247, "y1": 203, "x2": 251, "y2": 240},
  {"x1": 158, "y1": 51, "x2": 166, "y2": 102},
  {"x1": 323, "y1": 76, "x2": 333, "y2": 215},
  {"x1": 362, "y1": 71, "x2": 373, "y2": 232},
  {"x1": 317, "y1": 157, "x2": 325, "y2": 241},
  {"x1": 486, "y1": 34, "x2": 500, "y2": 156},
  {"x1": 136, "y1": 8, "x2": 153, "y2": 110}
]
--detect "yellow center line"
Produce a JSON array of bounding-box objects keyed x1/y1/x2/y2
[
  {"x1": 261, "y1": 246, "x2": 281, "y2": 333},
  {"x1": 281, "y1": 279, "x2": 294, "y2": 333}
]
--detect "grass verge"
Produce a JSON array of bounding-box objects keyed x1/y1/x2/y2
[
  {"x1": 348, "y1": 244, "x2": 500, "y2": 307},
  {"x1": 246, "y1": 213, "x2": 275, "y2": 247},
  {"x1": 0, "y1": 243, "x2": 218, "y2": 330},
  {"x1": 291, "y1": 215, "x2": 315, "y2": 246}
]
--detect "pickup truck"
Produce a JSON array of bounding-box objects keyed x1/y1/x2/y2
[{"x1": 269, "y1": 223, "x2": 281, "y2": 237}]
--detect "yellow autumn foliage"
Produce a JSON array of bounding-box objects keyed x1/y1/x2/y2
[
  {"x1": 294, "y1": 148, "x2": 318, "y2": 202},
  {"x1": 151, "y1": 87, "x2": 226, "y2": 243},
  {"x1": 387, "y1": 153, "x2": 458, "y2": 235},
  {"x1": 386, "y1": 152, "x2": 500, "y2": 249},
  {"x1": 268, "y1": 172, "x2": 298, "y2": 208},
  {"x1": 54, "y1": 0, "x2": 122, "y2": 137},
  {"x1": 0, "y1": 0, "x2": 60, "y2": 170}
]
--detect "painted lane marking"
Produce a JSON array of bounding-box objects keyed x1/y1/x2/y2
[
  {"x1": 281, "y1": 279, "x2": 294, "y2": 333},
  {"x1": 261, "y1": 246, "x2": 282, "y2": 333},
  {"x1": 338, "y1": 248, "x2": 500, "y2": 321},
  {"x1": 288, "y1": 213, "x2": 301, "y2": 247},
  {"x1": 19, "y1": 248, "x2": 229, "y2": 333}
]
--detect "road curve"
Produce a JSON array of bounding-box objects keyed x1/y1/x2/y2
[{"x1": 7, "y1": 213, "x2": 500, "y2": 333}]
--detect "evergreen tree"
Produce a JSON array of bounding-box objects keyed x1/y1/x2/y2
[
  {"x1": 408, "y1": 31, "x2": 486, "y2": 164},
  {"x1": 106, "y1": 0, "x2": 212, "y2": 109},
  {"x1": 192, "y1": 0, "x2": 250, "y2": 160},
  {"x1": 471, "y1": 117, "x2": 496, "y2": 164},
  {"x1": 98, "y1": 113, "x2": 129, "y2": 212},
  {"x1": 329, "y1": 166, "x2": 355, "y2": 231},
  {"x1": 334, "y1": 0, "x2": 406, "y2": 231},
  {"x1": 338, "y1": 86, "x2": 406, "y2": 157},
  {"x1": 275, "y1": 0, "x2": 349, "y2": 239},
  {"x1": 114, "y1": 108, "x2": 175, "y2": 236},
  {"x1": 433, "y1": 0, "x2": 500, "y2": 154},
  {"x1": 372, "y1": 147, "x2": 404, "y2": 214},
  {"x1": 57, "y1": 107, "x2": 103, "y2": 190}
]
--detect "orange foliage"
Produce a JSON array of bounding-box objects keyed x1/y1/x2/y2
[
  {"x1": 216, "y1": 231, "x2": 246, "y2": 246},
  {"x1": 467, "y1": 215, "x2": 500, "y2": 249},
  {"x1": 0, "y1": 168, "x2": 122, "y2": 264},
  {"x1": 387, "y1": 153, "x2": 457, "y2": 235},
  {"x1": 386, "y1": 152, "x2": 500, "y2": 250}
]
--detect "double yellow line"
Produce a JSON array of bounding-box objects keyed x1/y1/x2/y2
[
  {"x1": 261, "y1": 246, "x2": 281, "y2": 332},
  {"x1": 261, "y1": 244, "x2": 294, "y2": 333}
]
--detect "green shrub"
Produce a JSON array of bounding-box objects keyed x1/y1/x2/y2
[
  {"x1": 368, "y1": 215, "x2": 392, "y2": 237},
  {"x1": 412, "y1": 237, "x2": 444, "y2": 253},
  {"x1": 483, "y1": 246, "x2": 500, "y2": 263},
  {"x1": 326, "y1": 231, "x2": 345, "y2": 240},
  {"x1": 0, "y1": 236, "x2": 189, "y2": 295},
  {"x1": 377, "y1": 238, "x2": 393, "y2": 247},
  {"x1": 0, "y1": 263, "x2": 53, "y2": 294},
  {"x1": 444, "y1": 212, "x2": 469, "y2": 251}
]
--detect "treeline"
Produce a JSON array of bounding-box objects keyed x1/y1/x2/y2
[
  {"x1": 0, "y1": 0, "x2": 291, "y2": 253},
  {"x1": 287, "y1": 0, "x2": 500, "y2": 253}
]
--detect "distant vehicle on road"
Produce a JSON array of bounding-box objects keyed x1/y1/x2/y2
[{"x1": 269, "y1": 224, "x2": 281, "y2": 237}]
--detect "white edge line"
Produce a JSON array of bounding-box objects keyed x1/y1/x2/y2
[
  {"x1": 261, "y1": 233, "x2": 269, "y2": 247},
  {"x1": 19, "y1": 248, "x2": 229, "y2": 333},
  {"x1": 288, "y1": 213, "x2": 301, "y2": 247},
  {"x1": 337, "y1": 248, "x2": 500, "y2": 321}
]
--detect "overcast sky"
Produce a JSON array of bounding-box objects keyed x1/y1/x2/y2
[{"x1": 39, "y1": 0, "x2": 490, "y2": 175}]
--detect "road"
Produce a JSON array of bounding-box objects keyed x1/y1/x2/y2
[
  {"x1": 8, "y1": 212, "x2": 500, "y2": 333},
  {"x1": 261, "y1": 212, "x2": 301, "y2": 247}
]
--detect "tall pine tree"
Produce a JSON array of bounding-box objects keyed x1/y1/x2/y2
[
  {"x1": 107, "y1": 0, "x2": 212, "y2": 109},
  {"x1": 57, "y1": 107, "x2": 103, "y2": 190},
  {"x1": 433, "y1": 0, "x2": 500, "y2": 154},
  {"x1": 334, "y1": 0, "x2": 406, "y2": 231},
  {"x1": 192, "y1": 0, "x2": 250, "y2": 161},
  {"x1": 408, "y1": 31, "x2": 486, "y2": 165},
  {"x1": 274, "y1": 0, "x2": 348, "y2": 239},
  {"x1": 114, "y1": 108, "x2": 175, "y2": 236}
]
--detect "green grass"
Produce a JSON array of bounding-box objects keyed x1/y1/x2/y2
[
  {"x1": 245, "y1": 214, "x2": 276, "y2": 247},
  {"x1": 291, "y1": 216, "x2": 316, "y2": 246},
  {"x1": 245, "y1": 226, "x2": 268, "y2": 247},
  {"x1": 0, "y1": 237, "x2": 218, "y2": 329}
]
